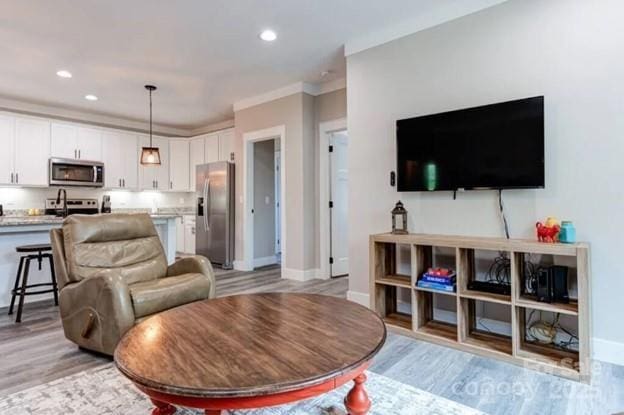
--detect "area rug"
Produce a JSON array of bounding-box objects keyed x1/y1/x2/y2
[{"x1": 0, "y1": 364, "x2": 485, "y2": 415}]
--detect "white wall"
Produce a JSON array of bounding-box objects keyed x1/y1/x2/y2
[{"x1": 347, "y1": 0, "x2": 624, "y2": 363}]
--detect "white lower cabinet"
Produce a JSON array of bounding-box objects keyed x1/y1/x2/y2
[{"x1": 175, "y1": 215, "x2": 196, "y2": 254}]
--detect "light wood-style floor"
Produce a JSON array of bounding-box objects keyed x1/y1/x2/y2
[{"x1": 1, "y1": 266, "x2": 623, "y2": 414}]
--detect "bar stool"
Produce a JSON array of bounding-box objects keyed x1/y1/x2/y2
[{"x1": 8, "y1": 244, "x2": 59, "y2": 323}]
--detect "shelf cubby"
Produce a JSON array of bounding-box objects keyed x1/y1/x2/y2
[{"x1": 370, "y1": 232, "x2": 590, "y2": 382}]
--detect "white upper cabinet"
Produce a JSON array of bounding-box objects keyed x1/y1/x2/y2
[
  {"x1": 0, "y1": 114, "x2": 15, "y2": 185},
  {"x1": 76, "y1": 127, "x2": 103, "y2": 161},
  {"x1": 219, "y1": 129, "x2": 235, "y2": 162},
  {"x1": 169, "y1": 139, "x2": 189, "y2": 191},
  {"x1": 14, "y1": 117, "x2": 50, "y2": 186},
  {"x1": 51, "y1": 122, "x2": 102, "y2": 161},
  {"x1": 139, "y1": 136, "x2": 169, "y2": 191},
  {"x1": 189, "y1": 137, "x2": 205, "y2": 191},
  {"x1": 102, "y1": 130, "x2": 137, "y2": 189},
  {"x1": 204, "y1": 133, "x2": 219, "y2": 164}
]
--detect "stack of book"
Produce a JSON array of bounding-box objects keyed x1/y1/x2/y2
[{"x1": 416, "y1": 268, "x2": 456, "y2": 292}]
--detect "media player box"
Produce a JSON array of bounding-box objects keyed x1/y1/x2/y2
[
  {"x1": 550, "y1": 265, "x2": 569, "y2": 303},
  {"x1": 537, "y1": 268, "x2": 552, "y2": 303}
]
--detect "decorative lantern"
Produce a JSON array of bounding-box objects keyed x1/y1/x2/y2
[{"x1": 391, "y1": 201, "x2": 408, "y2": 235}]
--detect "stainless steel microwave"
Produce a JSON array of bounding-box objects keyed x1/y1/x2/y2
[{"x1": 49, "y1": 158, "x2": 104, "y2": 187}]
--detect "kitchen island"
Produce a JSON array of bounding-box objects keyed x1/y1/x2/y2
[{"x1": 0, "y1": 214, "x2": 178, "y2": 309}]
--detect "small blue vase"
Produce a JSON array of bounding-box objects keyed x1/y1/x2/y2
[{"x1": 559, "y1": 221, "x2": 576, "y2": 244}]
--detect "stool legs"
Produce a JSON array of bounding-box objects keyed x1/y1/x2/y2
[
  {"x1": 8, "y1": 256, "x2": 25, "y2": 315},
  {"x1": 47, "y1": 254, "x2": 59, "y2": 306},
  {"x1": 15, "y1": 258, "x2": 31, "y2": 323}
]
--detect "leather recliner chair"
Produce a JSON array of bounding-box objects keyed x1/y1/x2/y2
[{"x1": 50, "y1": 213, "x2": 216, "y2": 355}]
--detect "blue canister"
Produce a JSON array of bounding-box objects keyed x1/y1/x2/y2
[{"x1": 559, "y1": 221, "x2": 576, "y2": 243}]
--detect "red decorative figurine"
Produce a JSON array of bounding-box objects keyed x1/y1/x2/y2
[{"x1": 536, "y1": 217, "x2": 560, "y2": 243}]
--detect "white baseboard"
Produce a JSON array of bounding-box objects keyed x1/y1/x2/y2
[
  {"x1": 233, "y1": 260, "x2": 253, "y2": 271},
  {"x1": 253, "y1": 256, "x2": 278, "y2": 268},
  {"x1": 593, "y1": 337, "x2": 624, "y2": 366},
  {"x1": 347, "y1": 290, "x2": 370, "y2": 308},
  {"x1": 282, "y1": 268, "x2": 320, "y2": 281}
]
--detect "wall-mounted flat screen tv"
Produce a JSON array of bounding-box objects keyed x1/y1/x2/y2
[{"x1": 396, "y1": 96, "x2": 544, "y2": 192}]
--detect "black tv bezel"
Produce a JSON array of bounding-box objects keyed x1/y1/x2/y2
[{"x1": 395, "y1": 96, "x2": 545, "y2": 192}]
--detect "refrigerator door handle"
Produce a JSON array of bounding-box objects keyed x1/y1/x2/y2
[{"x1": 203, "y1": 178, "x2": 210, "y2": 232}]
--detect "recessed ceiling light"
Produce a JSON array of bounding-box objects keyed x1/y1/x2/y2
[
  {"x1": 56, "y1": 70, "x2": 72, "y2": 78},
  {"x1": 259, "y1": 30, "x2": 277, "y2": 42},
  {"x1": 85, "y1": 94, "x2": 98, "y2": 101}
]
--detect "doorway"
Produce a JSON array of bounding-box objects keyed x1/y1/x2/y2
[
  {"x1": 243, "y1": 125, "x2": 286, "y2": 273},
  {"x1": 329, "y1": 131, "x2": 349, "y2": 277}
]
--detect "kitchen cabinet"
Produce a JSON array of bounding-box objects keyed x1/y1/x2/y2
[
  {"x1": 169, "y1": 140, "x2": 190, "y2": 191},
  {"x1": 14, "y1": 117, "x2": 50, "y2": 186},
  {"x1": 51, "y1": 122, "x2": 102, "y2": 161},
  {"x1": 184, "y1": 216, "x2": 196, "y2": 254},
  {"x1": 219, "y1": 129, "x2": 235, "y2": 162},
  {"x1": 102, "y1": 131, "x2": 138, "y2": 189},
  {"x1": 174, "y1": 215, "x2": 196, "y2": 254},
  {"x1": 139, "y1": 136, "x2": 169, "y2": 191},
  {"x1": 204, "y1": 133, "x2": 219, "y2": 164},
  {"x1": 0, "y1": 114, "x2": 15, "y2": 185},
  {"x1": 189, "y1": 137, "x2": 204, "y2": 191}
]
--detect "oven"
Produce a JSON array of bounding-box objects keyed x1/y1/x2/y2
[{"x1": 49, "y1": 158, "x2": 104, "y2": 187}]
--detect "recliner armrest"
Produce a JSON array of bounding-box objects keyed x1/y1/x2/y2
[
  {"x1": 59, "y1": 272, "x2": 135, "y2": 355},
  {"x1": 166, "y1": 255, "x2": 216, "y2": 298}
]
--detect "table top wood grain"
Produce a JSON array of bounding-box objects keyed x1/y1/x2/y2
[{"x1": 114, "y1": 293, "x2": 386, "y2": 397}]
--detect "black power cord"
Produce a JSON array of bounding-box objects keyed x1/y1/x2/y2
[{"x1": 498, "y1": 189, "x2": 510, "y2": 239}]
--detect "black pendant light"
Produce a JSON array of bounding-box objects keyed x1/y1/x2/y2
[{"x1": 140, "y1": 84, "x2": 161, "y2": 165}]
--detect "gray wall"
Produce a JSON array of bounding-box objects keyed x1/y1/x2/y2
[
  {"x1": 346, "y1": 0, "x2": 624, "y2": 360},
  {"x1": 253, "y1": 139, "x2": 276, "y2": 259}
]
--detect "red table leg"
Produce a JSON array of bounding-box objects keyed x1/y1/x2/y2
[
  {"x1": 150, "y1": 398, "x2": 176, "y2": 415},
  {"x1": 344, "y1": 374, "x2": 371, "y2": 415}
]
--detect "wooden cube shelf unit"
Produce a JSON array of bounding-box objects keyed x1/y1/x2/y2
[{"x1": 370, "y1": 233, "x2": 591, "y2": 382}]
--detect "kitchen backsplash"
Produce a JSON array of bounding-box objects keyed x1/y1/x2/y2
[{"x1": 0, "y1": 187, "x2": 194, "y2": 212}]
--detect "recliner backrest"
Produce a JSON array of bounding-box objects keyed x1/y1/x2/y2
[{"x1": 62, "y1": 213, "x2": 167, "y2": 285}]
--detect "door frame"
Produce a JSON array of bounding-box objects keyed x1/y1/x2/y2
[
  {"x1": 242, "y1": 125, "x2": 286, "y2": 273},
  {"x1": 318, "y1": 118, "x2": 347, "y2": 279}
]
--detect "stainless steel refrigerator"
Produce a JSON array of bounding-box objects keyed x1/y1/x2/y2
[{"x1": 196, "y1": 162, "x2": 235, "y2": 269}]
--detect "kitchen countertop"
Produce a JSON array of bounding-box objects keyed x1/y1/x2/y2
[{"x1": 0, "y1": 213, "x2": 181, "y2": 227}]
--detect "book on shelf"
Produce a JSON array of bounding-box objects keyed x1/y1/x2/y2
[
  {"x1": 416, "y1": 280, "x2": 456, "y2": 293},
  {"x1": 420, "y1": 273, "x2": 456, "y2": 285}
]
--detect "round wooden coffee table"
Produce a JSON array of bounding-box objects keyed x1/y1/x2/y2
[{"x1": 115, "y1": 293, "x2": 386, "y2": 415}]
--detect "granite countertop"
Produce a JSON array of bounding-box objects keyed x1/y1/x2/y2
[{"x1": 0, "y1": 212, "x2": 182, "y2": 227}]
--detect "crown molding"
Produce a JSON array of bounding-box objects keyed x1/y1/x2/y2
[
  {"x1": 0, "y1": 95, "x2": 190, "y2": 136},
  {"x1": 344, "y1": 0, "x2": 508, "y2": 56},
  {"x1": 233, "y1": 79, "x2": 347, "y2": 112}
]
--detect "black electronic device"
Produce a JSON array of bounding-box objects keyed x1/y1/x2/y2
[
  {"x1": 396, "y1": 96, "x2": 544, "y2": 191},
  {"x1": 467, "y1": 280, "x2": 511, "y2": 296},
  {"x1": 536, "y1": 268, "x2": 552, "y2": 303},
  {"x1": 550, "y1": 265, "x2": 569, "y2": 303}
]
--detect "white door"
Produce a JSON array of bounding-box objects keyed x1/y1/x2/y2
[
  {"x1": 76, "y1": 127, "x2": 102, "y2": 161},
  {"x1": 14, "y1": 117, "x2": 50, "y2": 186},
  {"x1": 0, "y1": 114, "x2": 15, "y2": 185},
  {"x1": 204, "y1": 133, "x2": 219, "y2": 163},
  {"x1": 169, "y1": 140, "x2": 190, "y2": 191},
  {"x1": 184, "y1": 217, "x2": 196, "y2": 254},
  {"x1": 50, "y1": 123, "x2": 78, "y2": 159},
  {"x1": 329, "y1": 131, "x2": 349, "y2": 277},
  {"x1": 219, "y1": 129, "x2": 235, "y2": 162},
  {"x1": 189, "y1": 137, "x2": 205, "y2": 191},
  {"x1": 274, "y1": 150, "x2": 281, "y2": 256}
]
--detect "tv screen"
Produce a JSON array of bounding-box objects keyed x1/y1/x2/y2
[{"x1": 396, "y1": 96, "x2": 544, "y2": 192}]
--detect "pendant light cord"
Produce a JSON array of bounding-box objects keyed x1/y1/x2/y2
[{"x1": 149, "y1": 88, "x2": 153, "y2": 147}]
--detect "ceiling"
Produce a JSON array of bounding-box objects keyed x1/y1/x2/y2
[{"x1": 0, "y1": 0, "x2": 502, "y2": 130}]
